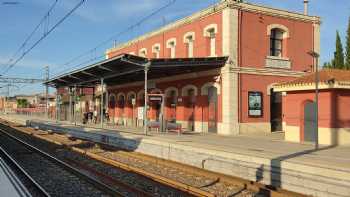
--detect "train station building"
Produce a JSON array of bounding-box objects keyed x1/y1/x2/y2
[{"x1": 46, "y1": 0, "x2": 321, "y2": 136}]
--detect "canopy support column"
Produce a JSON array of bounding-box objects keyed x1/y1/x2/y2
[
  {"x1": 143, "y1": 62, "x2": 150, "y2": 135},
  {"x1": 55, "y1": 89, "x2": 58, "y2": 123},
  {"x1": 74, "y1": 84, "x2": 77, "y2": 126},
  {"x1": 100, "y1": 78, "x2": 104, "y2": 129},
  {"x1": 69, "y1": 87, "x2": 72, "y2": 123}
]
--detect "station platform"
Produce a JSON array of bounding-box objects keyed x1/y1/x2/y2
[
  {"x1": 1, "y1": 114, "x2": 350, "y2": 197},
  {"x1": 0, "y1": 155, "x2": 31, "y2": 197}
]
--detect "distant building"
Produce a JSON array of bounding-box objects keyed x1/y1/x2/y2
[{"x1": 0, "y1": 93, "x2": 56, "y2": 114}]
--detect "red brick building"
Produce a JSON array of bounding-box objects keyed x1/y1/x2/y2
[
  {"x1": 50, "y1": 0, "x2": 320, "y2": 135},
  {"x1": 103, "y1": 0, "x2": 320, "y2": 134}
]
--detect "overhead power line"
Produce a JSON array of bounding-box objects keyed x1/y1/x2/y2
[
  {"x1": 0, "y1": 77, "x2": 44, "y2": 84},
  {"x1": 52, "y1": 0, "x2": 177, "y2": 76},
  {"x1": 2, "y1": 0, "x2": 86, "y2": 75},
  {"x1": 4, "y1": 0, "x2": 58, "y2": 67}
]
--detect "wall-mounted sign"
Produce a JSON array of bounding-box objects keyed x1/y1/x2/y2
[
  {"x1": 131, "y1": 98, "x2": 136, "y2": 106},
  {"x1": 248, "y1": 91, "x2": 263, "y2": 117},
  {"x1": 149, "y1": 95, "x2": 162, "y2": 102},
  {"x1": 138, "y1": 107, "x2": 144, "y2": 120}
]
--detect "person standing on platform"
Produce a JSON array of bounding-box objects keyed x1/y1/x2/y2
[{"x1": 93, "y1": 108, "x2": 98, "y2": 124}]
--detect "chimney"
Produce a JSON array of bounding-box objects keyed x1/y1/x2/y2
[{"x1": 304, "y1": 0, "x2": 309, "y2": 15}]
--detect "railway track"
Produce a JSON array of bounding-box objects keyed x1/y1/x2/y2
[
  {"x1": 0, "y1": 122, "x2": 196, "y2": 197},
  {"x1": 0, "y1": 119, "x2": 308, "y2": 197},
  {"x1": 0, "y1": 128, "x2": 123, "y2": 197}
]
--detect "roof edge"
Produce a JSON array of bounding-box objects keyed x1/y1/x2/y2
[{"x1": 106, "y1": 0, "x2": 320, "y2": 55}]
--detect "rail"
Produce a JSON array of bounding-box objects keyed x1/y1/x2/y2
[{"x1": 0, "y1": 128, "x2": 123, "y2": 197}]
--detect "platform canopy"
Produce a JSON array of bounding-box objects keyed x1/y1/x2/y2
[{"x1": 45, "y1": 54, "x2": 228, "y2": 88}]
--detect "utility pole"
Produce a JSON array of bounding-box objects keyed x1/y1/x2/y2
[
  {"x1": 45, "y1": 66, "x2": 49, "y2": 119},
  {"x1": 5, "y1": 84, "x2": 9, "y2": 114},
  {"x1": 308, "y1": 51, "x2": 320, "y2": 150}
]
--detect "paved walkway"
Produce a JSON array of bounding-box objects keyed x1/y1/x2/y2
[{"x1": 2, "y1": 114, "x2": 350, "y2": 172}]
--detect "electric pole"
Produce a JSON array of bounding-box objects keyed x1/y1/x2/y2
[{"x1": 45, "y1": 66, "x2": 49, "y2": 119}]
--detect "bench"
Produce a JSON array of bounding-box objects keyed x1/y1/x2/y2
[{"x1": 147, "y1": 121, "x2": 182, "y2": 134}]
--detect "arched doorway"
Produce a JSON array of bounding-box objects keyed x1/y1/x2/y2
[
  {"x1": 149, "y1": 89, "x2": 162, "y2": 121},
  {"x1": 165, "y1": 88, "x2": 178, "y2": 123},
  {"x1": 117, "y1": 94, "x2": 125, "y2": 125},
  {"x1": 303, "y1": 100, "x2": 316, "y2": 142},
  {"x1": 187, "y1": 88, "x2": 196, "y2": 131},
  {"x1": 207, "y1": 86, "x2": 218, "y2": 133},
  {"x1": 109, "y1": 95, "x2": 116, "y2": 124},
  {"x1": 127, "y1": 93, "x2": 136, "y2": 126}
]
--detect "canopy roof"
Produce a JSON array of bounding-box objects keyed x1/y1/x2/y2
[{"x1": 46, "y1": 54, "x2": 228, "y2": 88}]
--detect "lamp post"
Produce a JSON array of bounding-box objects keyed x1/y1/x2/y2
[{"x1": 307, "y1": 51, "x2": 320, "y2": 150}]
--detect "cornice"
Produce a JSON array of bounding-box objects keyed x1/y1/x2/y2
[
  {"x1": 273, "y1": 81, "x2": 350, "y2": 92},
  {"x1": 230, "y1": 66, "x2": 306, "y2": 77},
  {"x1": 106, "y1": 0, "x2": 320, "y2": 56}
]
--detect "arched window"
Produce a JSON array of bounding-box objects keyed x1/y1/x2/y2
[
  {"x1": 152, "y1": 44, "x2": 161, "y2": 58},
  {"x1": 166, "y1": 38, "x2": 176, "y2": 58},
  {"x1": 127, "y1": 92, "x2": 136, "y2": 106},
  {"x1": 184, "y1": 32, "x2": 195, "y2": 58},
  {"x1": 139, "y1": 48, "x2": 147, "y2": 57},
  {"x1": 204, "y1": 24, "x2": 218, "y2": 57},
  {"x1": 270, "y1": 28, "x2": 284, "y2": 57},
  {"x1": 117, "y1": 94, "x2": 125, "y2": 107}
]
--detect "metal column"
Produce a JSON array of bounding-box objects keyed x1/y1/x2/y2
[
  {"x1": 45, "y1": 66, "x2": 49, "y2": 119},
  {"x1": 100, "y1": 78, "x2": 104, "y2": 128},
  {"x1": 74, "y1": 85, "x2": 77, "y2": 126},
  {"x1": 69, "y1": 87, "x2": 72, "y2": 122},
  {"x1": 314, "y1": 55, "x2": 319, "y2": 150},
  {"x1": 143, "y1": 62, "x2": 150, "y2": 135},
  {"x1": 307, "y1": 51, "x2": 320, "y2": 150},
  {"x1": 106, "y1": 89, "x2": 109, "y2": 124},
  {"x1": 55, "y1": 91, "x2": 58, "y2": 123}
]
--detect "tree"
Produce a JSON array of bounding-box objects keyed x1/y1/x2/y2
[
  {"x1": 334, "y1": 30, "x2": 345, "y2": 69},
  {"x1": 345, "y1": 17, "x2": 350, "y2": 69},
  {"x1": 323, "y1": 61, "x2": 332, "y2": 68},
  {"x1": 17, "y1": 99, "x2": 28, "y2": 108}
]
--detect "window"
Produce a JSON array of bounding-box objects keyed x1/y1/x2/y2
[
  {"x1": 139, "y1": 48, "x2": 147, "y2": 57},
  {"x1": 152, "y1": 44, "x2": 161, "y2": 58},
  {"x1": 184, "y1": 32, "x2": 195, "y2": 58},
  {"x1": 166, "y1": 38, "x2": 176, "y2": 58},
  {"x1": 270, "y1": 28, "x2": 284, "y2": 57},
  {"x1": 204, "y1": 24, "x2": 217, "y2": 57}
]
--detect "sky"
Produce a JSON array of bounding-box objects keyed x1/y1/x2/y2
[{"x1": 0, "y1": 0, "x2": 349, "y2": 96}]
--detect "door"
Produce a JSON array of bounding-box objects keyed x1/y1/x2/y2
[
  {"x1": 270, "y1": 91, "x2": 282, "y2": 132},
  {"x1": 304, "y1": 101, "x2": 316, "y2": 142},
  {"x1": 208, "y1": 87, "x2": 217, "y2": 133},
  {"x1": 187, "y1": 89, "x2": 196, "y2": 131}
]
